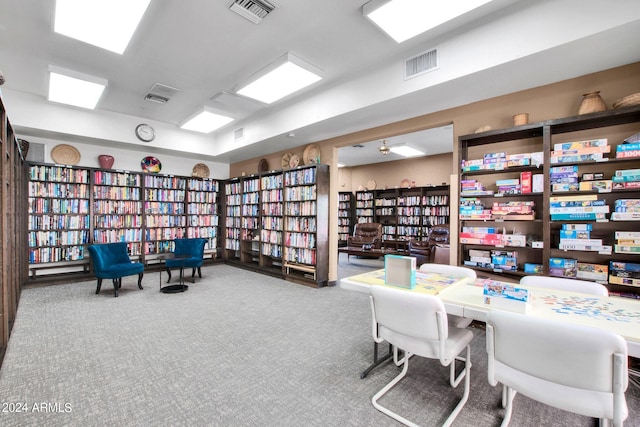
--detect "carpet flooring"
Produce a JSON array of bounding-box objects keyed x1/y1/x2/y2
[{"x1": 0, "y1": 260, "x2": 638, "y2": 426}]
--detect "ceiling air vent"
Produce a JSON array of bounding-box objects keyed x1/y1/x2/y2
[
  {"x1": 229, "y1": 0, "x2": 277, "y2": 24},
  {"x1": 404, "y1": 48, "x2": 437, "y2": 80},
  {"x1": 145, "y1": 83, "x2": 179, "y2": 104},
  {"x1": 234, "y1": 127, "x2": 245, "y2": 141}
]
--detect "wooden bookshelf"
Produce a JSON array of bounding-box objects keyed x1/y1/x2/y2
[
  {"x1": 338, "y1": 191, "x2": 355, "y2": 246},
  {"x1": 186, "y1": 177, "x2": 220, "y2": 258}
]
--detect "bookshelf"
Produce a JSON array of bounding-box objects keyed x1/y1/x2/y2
[
  {"x1": 260, "y1": 171, "x2": 284, "y2": 273},
  {"x1": 186, "y1": 177, "x2": 220, "y2": 258},
  {"x1": 283, "y1": 164, "x2": 329, "y2": 286},
  {"x1": 28, "y1": 165, "x2": 91, "y2": 273},
  {"x1": 223, "y1": 178, "x2": 242, "y2": 260},
  {"x1": 240, "y1": 175, "x2": 261, "y2": 266},
  {"x1": 355, "y1": 190, "x2": 374, "y2": 224},
  {"x1": 93, "y1": 170, "x2": 143, "y2": 257},
  {"x1": 143, "y1": 175, "x2": 186, "y2": 258},
  {"x1": 338, "y1": 191, "x2": 354, "y2": 246},
  {"x1": 374, "y1": 188, "x2": 398, "y2": 241},
  {"x1": 458, "y1": 105, "x2": 640, "y2": 296}
]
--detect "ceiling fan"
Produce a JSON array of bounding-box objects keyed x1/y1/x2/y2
[{"x1": 379, "y1": 139, "x2": 390, "y2": 155}]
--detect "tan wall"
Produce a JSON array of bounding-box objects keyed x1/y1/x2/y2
[{"x1": 229, "y1": 62, "x2": 640, "y2": 282}]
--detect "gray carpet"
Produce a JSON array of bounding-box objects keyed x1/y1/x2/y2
[{"x1": 0, "y1": 261, "x2": 638, "y2": 426}]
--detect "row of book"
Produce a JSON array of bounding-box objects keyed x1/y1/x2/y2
[
  {"x1": 144, "y1": 240, "x2": 178, "y2": 254},
  {"x1": 94, "y1": 200, "x2": 141, "y2": 214},
  {"x1": 28, "y1": 214, "x2": 90, "y2": 231},
  {"x1": 29, "y1": 198, "x2": 90, "y2": 215},
  {"x1": 376, "y1": 207, "x2": 395, "y2": 216},
  {"x1": 28, "y1": 230, "x2": 90, "y2": 247},
  {"x1": 262, "y1": 188, "x2": 283, "y2": 202},
  {"x1": 144, "y1": 201, "x2": 185, "y2": 215},
  {"x1": 243, "y1": 178, "x2": 260, "y2": 192},
  {"x1": 94, "y1": 186, "x2": 140, "y2": 200},
  {"x1": 145, "y1": 189, "x2": 185, "y2": 202},
  {"x1": 94, "y1": 215, "x2": 142, "y2": 229},
  {"x1": 284, "y1": 185, "x2": 316, "y2": 201},
  {"x1": 145, "y1": 215, "x2": 186, "y2": 228},
  {"x1": 261, "y1": 174, "x2": 283, "y2": 190},
  {"x1": 186, "y1": 178, "x2": 218, "y2": 192},
  {"x1": 262, "y1": 242, "x2": 282, "y2": 258},
  {"x1": 262, "y1": 216, "x2": 283, "y2": 230},
  {"x1": 260, "y1": 229, "x2": 282, "y2": 245},
  {"x1": 29, "y1": 246, "x2": 85, "y2": 263},
  {"x1": 93, "y1": 229, "x2": 143, "y2": 243},
  {"x1": 187, "y1": 192, "x2": 218, "y2": 203},
  {"x1": 94, "y1": 171, "x2": 141, "y2": 187},
  {"x1": 30, "y1": 182, "x2": 90, "y2": 199},
  {"x1": 30, "y1": 165, "x2": 90, "y2": 183},
  {"x1": 285, "y1": 232, "x2": 316, "y2": 249},
  {"x1": 285, "y1": 217, "x2": 317, "y2": 233},
  {"x1": 375, "y1": 198, "x2": 396, "y2": 207},
  {"x1": 186, "y1": 203, "x2": 218, "y2": 215},
  {"x1": 184, "y1": 228, "x2": 217, "y2": 242},
  {"x1": 144, "y1": 228, "x2": 185, "y2": 241},
  {"x1": 283, "y1": 247, "x2": 316, "y2": 265},
  {"x1": 143, "y1": 175, "x2": 186, "y2": 189},
  {"x1": 241, "y1": 217, "x2": 260, "y2": 230},
  {"x1": 285, "y1": 201, "x2": 317, "y2": 216},
  {"x1": 225, "y1": 216, "x2": 241, "y2": 228},
  {"x1": 241, "y1": 204, "x2": 260, "y2": 217},
  {"x1": 225, "y1": 194, "x2": 242, "y2": 205},
  {"x1": 262, "y1": 202, "x2": 283, "y2": 216},
  {"x1": 284, "y1": 168, "x2": 317, "y2": 186}
]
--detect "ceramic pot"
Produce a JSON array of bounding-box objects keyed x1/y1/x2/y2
[
  {"x1": 513, "y1": 113, "x2": 529, "y2": 126},
  {"x1": 98, "y1": 154, "x2": 115, "y2": 169},
  {"x1": 578, "y1": 91, "x2": 607, "y2": 115}
]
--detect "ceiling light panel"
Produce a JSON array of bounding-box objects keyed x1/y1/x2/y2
[
  {"x1": 364, "y1": 0, "x2": 492, "y2": 43},
  {"x1": 389, "y1": 145, "x2": 424, "y2": 157},
  {"x1": 181, "y1": 108, "x2": 234, "y2": 133},
  {"x1": 237, "y1": 53, "x2": 322, "y2": 104},
  {"x1": 54, "y1": 0, "x2": 151, "y2": 54},
  {"x1": 48, "y1": 65, "x2": 107, "y2": 109}
]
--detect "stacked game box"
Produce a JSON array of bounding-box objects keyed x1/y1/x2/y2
[
  {"x1": 460, "y1": 179, "x2": 494, "y2": 196},
  {"x1": 611, "y1": 199, "x2": 640, "y2": 221},
  {"x1": 461, "y1": 152, "x2": 531, "y2": 172},
  {"x1": 558, "y1": 223, "x2": 607, "y2": 251},
  {"x1": 549, "y1": 257, "x2": 578, "y2": 278},
  {"x1": 491, "y1": 201, "x2": 535, "y2": 220},
  {"x1": 615, "y1": 142, "x2": 640, "y2": 159},
  {"x1": 612, "y1": 168, "x2": 640, "y2": 190},
  {"x1": 609, "y1": 261, "x2": 640, "y2": 287},
  {"x1": 550, "y1": 194, "x2": 609, "y2": 221},
  {"x1": 550, "y1": 165, "x2": 579, "y2": 192},
  {"x1": 550, "y1": 138, "x2": 610, "y2": 164},
  {"x1": 459, "y1": 198, "x2": 491, "y2": 220},
  {"x1": 491, "y1": 249, "x2": 518, "y2": 271},
  {"x1": 576, "y1": 262, "x2": 609, "y2": 282},
  {"x1": 614, "y1": 230, "x2": 640, "y2": 254}
]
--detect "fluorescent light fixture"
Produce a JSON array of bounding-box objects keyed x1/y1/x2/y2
[
  {"x1": 54, "y1": 0, "x2": 151, "y2": 54},
  {"x1": 364, "y1": 0, "x2": 492, "y2": 43},
  {"x1": 337, "y1": 163, "x2": 346, "y2": 168},
  {"x1": 181, "y1": 108, "x2": 234, "y2": 133},
  {"x1": 48, "y1": 65, "x2": 107, "y2": 109},
  {"x1": 237, "y1": 53, "x2": 322, "y2": 104},
  {"x1": 390, "y1": 145, "x2": 425, "y2": 157}
]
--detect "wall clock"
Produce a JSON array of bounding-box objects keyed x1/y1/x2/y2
[{"x1": 135, "y1": 123, "x2": 155, "y2": 142}]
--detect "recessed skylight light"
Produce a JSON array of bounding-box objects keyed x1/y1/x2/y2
[
  {"x1": 390, "y1": 145, "x2": 425, "y2": 157},
  {"x1": 181, "y1": 109, "x2": 234, "y2": 133},
  {"x1": 237, "y1": 53, "x2": 322, "y2": 104},
  {"x1": 48, "y1": 66, "x2": 107, "y2": 109},
  {"x1": 364, "y1": 0, "x2": 492, "y2": 43},
  {"x1": 54, "y1": 0, "x2": 151, "y2": 54}
]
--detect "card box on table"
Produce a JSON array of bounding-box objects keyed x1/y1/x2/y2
[
  {"x1": 384, "y1": 255, "x2": 416, "y2": 289},
  {"x1": 483, "y1": 281, "x2": 530, "y2": 314}
]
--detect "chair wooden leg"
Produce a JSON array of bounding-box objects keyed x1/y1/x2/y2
[
  {"x1": 96, "y1": 278, "x2": 103, "y2": 294},
  {"x1": 113, "y1": 278, "x2": 120, "y2": 297},
  {"x1": 137, "y1": 272, "x2": 144, "y2": 290},
  {"x1": 166, "y1": 268, "x2": 172, "y2": 283}
]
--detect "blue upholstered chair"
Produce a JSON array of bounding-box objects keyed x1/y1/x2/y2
[
  {"x1": 166, "y1": 238, "x2": 207, "y2": 283},
  {"x1": 87, "y1": 242, "x2": 144, "y2": 297}
]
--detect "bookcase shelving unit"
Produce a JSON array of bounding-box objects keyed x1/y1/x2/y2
[
  {"x1": 458, "y1": 105, "x2": 640, "y2": 296},
  {"x1": 355, "y1": 190, "x2": 374, "y2": 224},
  {"x1": 338, "y1": 191, "x2": 354, "y2": 246},
  {"x1": 186, "y1": 177, "x2": 220, "y2": 257},
  {"x1": 223, "y1": 178, "x2": 242, "y2": 261},
  {"x1": 374, "y1": 188, "x2": 398, "y2": 241},
  {"x1": 260, "y1": 171, "x2": 284, "y2": 274},
  {"x1": 93, "y1": 170, "x2": 143, "y2": 258},
  {"x1": 143, "y1": 175, "x2": 186, "y2": 261},
  {"x1": 240, "y1": 175, "x2": 261, "y2": 267}
]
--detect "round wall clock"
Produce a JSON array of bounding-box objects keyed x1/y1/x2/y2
[{"x1": 135, "y1": 123, "x2": 155, "y2": 142}]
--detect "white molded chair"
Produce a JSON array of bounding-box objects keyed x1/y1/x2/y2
[
  {"x1": 419, "y1": 263, "x2": 476, "y2": 328},
  {"x1": 369, "y1": 285, "x2": 473, "y2": 427},
  {"x1": 486, "y1": 310, "x2": 628, "y2": 427},
  {"x1": 520, "y1": 275, "x2": 609, "y2": 296}
]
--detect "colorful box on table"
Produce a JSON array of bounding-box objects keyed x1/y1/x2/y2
[
  {"x1": 384, "y1": 255, "x2": 416, "y2": 289},
  {"x1": 483, "y1": 281, "x2": 530, "y2": 314}
]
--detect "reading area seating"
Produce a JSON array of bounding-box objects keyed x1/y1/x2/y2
[
  {"x1": 348, "y1": 222, "x2": 382, "y2": 249},
  {"x1": 87, "y1": 242, "x2": 144, "y2": 298}
]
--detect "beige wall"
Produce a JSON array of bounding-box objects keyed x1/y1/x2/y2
[{"x1": 230, "y1": 62, "x2": 640, "y2": 283}]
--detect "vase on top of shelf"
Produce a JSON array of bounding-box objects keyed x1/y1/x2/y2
[
  {"x1": 578, "y1": 91, "x2": 607, "y2": 115},
  {"x1": 98, "y1": 154, "x2": 114, "y2": 169}
]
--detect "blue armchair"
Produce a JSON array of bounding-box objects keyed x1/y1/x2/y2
[
  {"x1": 166, "y1": 238, "x2": 207, "y2": 283},
  {"x1": 87, "y1": 243, "x2": 144, "y2": 297}
]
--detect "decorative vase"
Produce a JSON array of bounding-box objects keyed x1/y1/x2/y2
[
  {"x1": 17, "y1": 139, "x2": 29, "y2": 159},
  {"x1": 578, "y1": 91, "x2": 607, "y2": 115},
  {"x1": 98, "y1": 154, "x2": 114, "y2": 169}
]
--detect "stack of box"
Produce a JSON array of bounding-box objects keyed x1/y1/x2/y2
[
  {"x1": 550, "y1": 165, "x2": 579, "y2": 192},
  {"x1": 549, "y1": 257, "x2": 578, "y2": 278},
  {"x1": 550, "y1": 138, "x2": 610, "y2": 164},
  {"x1": 491, "y1": 201, "x2": 535, "y2": 220},
  {"x1": 614, "y1": 230, "x2": 640, "y2": 254},
  {"x1": 464, "y1": 248, "x2": 492, "y2": 269},
  {"x1": 609, "y1": 261, "x2": 640, "y2": 287},
  {"x1": 460, "y1": 179, "x2": 494, "y2": 196},
  {"x1": 459, "y1": 226, "x2": 502, "y2": 245},
  {"x1": 615, "y1": 142, "x2": 640, "y2": 159},
  {"x1": 576, "y1": 262, "x2": 609, "y2": 282},
  {"x1": 550, "y1": 194, "x2": 609, "y2": 221},
  {"x1": 611, "y1": 199, "x2": 640, "y2": 221},
  {"x1": 495, "y1": 178, "x2": 520, "y2": 194},
  {"x1": 612, "y1": 168, "x2": 640, "y2": 190},
  {"x1": 461, "y1": 152, "x2": 534, "y2": 171},
  {"x1": 506, "y1": 153, "x2": 531, "y2": 167},
  {"x1": 491, "y1": 249, "x2": 518, "y2": 271},
  {"x1": 459, "y1": 198, "x2": 491, "y2": 220},
  {"x1": 558, "y1": 223, "x2": 605, "y2": 252}
]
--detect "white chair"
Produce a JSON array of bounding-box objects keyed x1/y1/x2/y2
[
  {"x1": 486, "y1": 310, "x2": 628, "y2": 427},
  {"x1": 369, "y1": 285, "x2": 473, "y2": 427},
  {"x1": 520, "y1": 275, "x2": 609, "y2": 296},
  {"x1": 419, "y1": 263, "x2": 476, "y2": 328}
]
